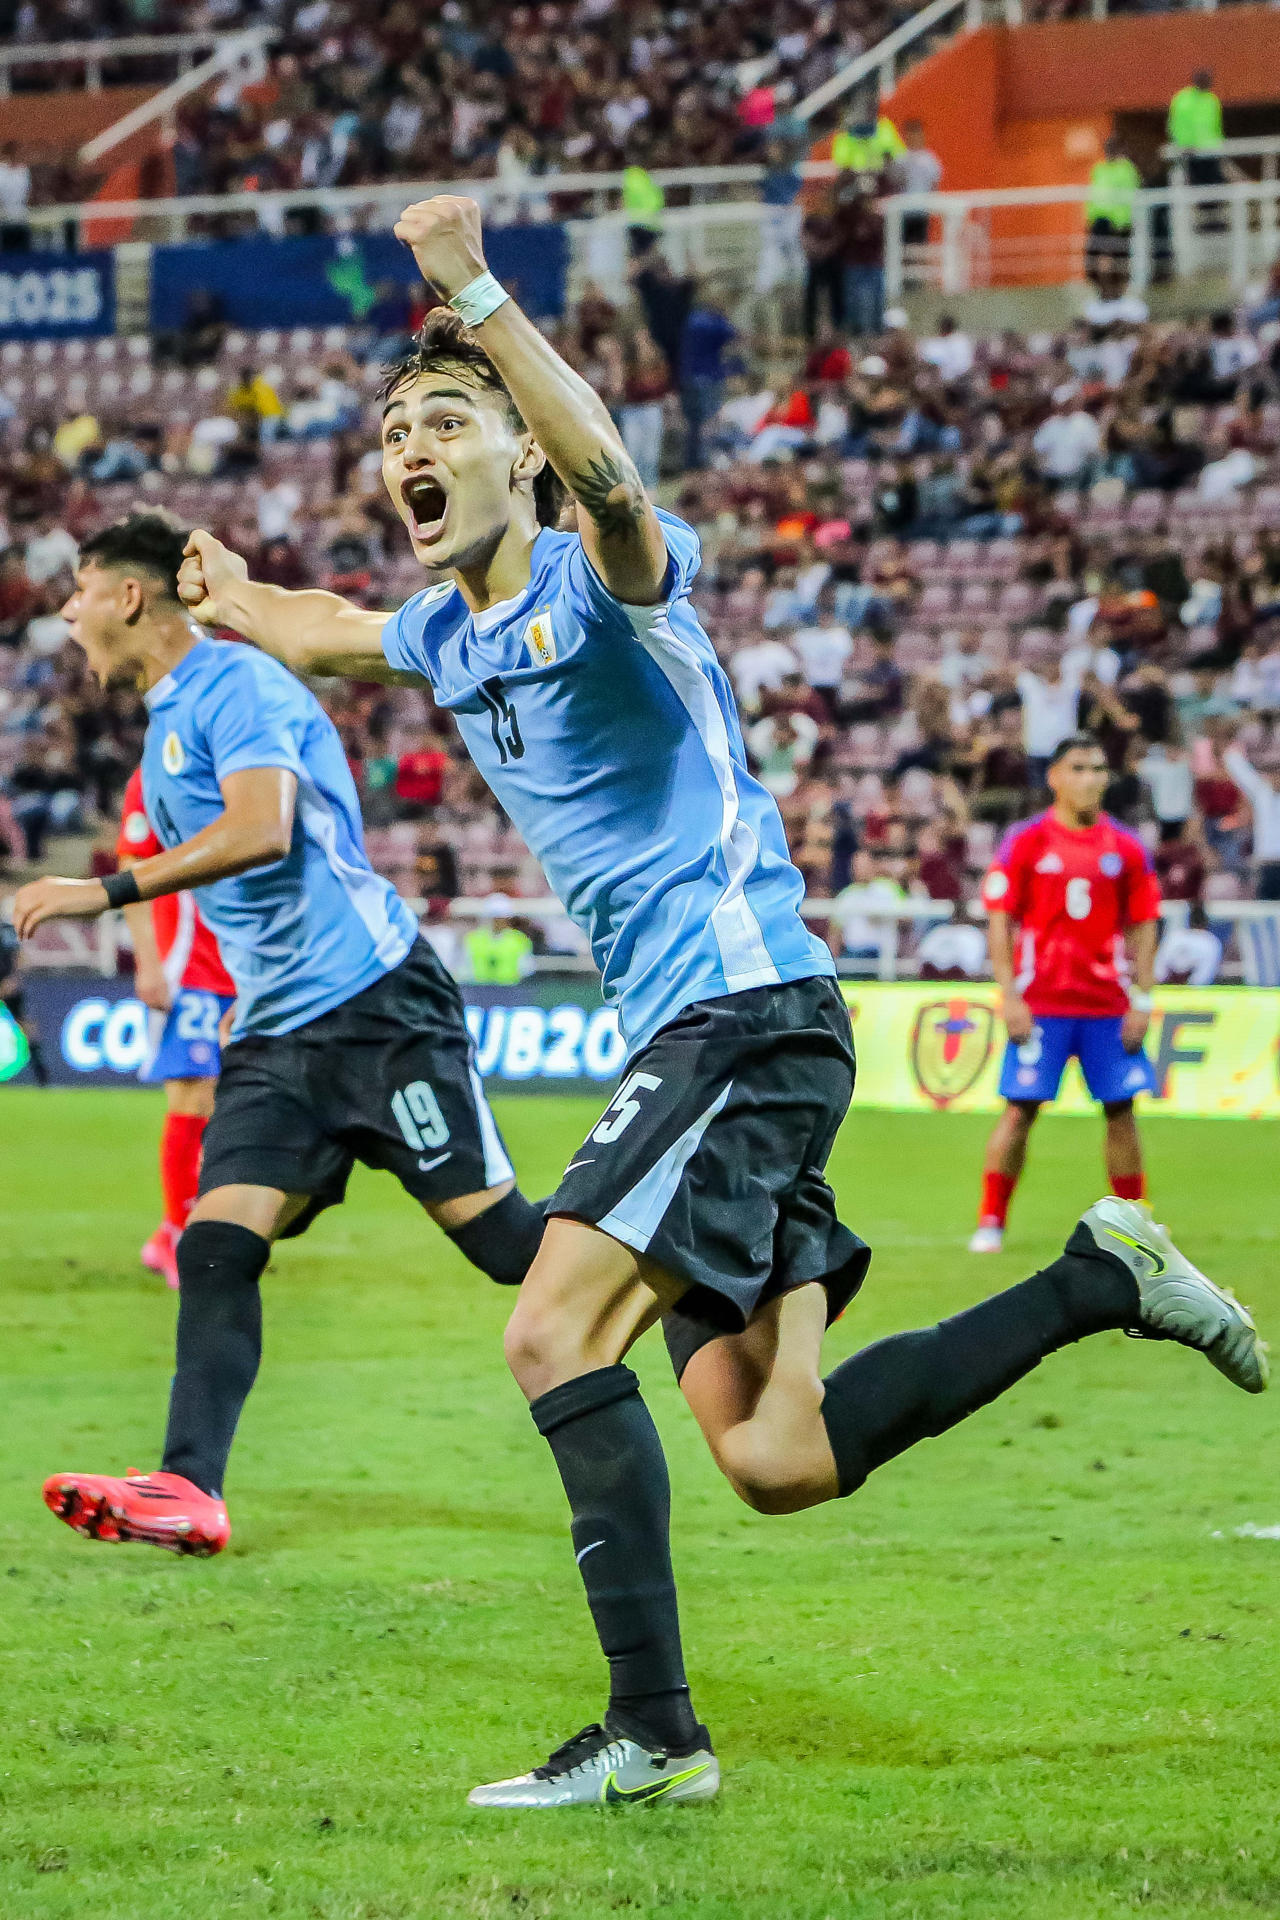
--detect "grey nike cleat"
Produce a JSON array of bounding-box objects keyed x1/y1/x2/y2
[
  {"x1": 466, "y1": 1721, "x2": 720, "y2": 1809},
  {"x1": 1076, "y1": 1197, "x2": 1269, "y2": 1394}
]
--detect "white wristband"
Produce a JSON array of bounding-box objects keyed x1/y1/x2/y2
[
  {"x1": 1129, "y1": 989, "x2": 1153, "y2": 1013},
  {"x1": 448, "y1": 270, "x2": 510, "y2": 327}
]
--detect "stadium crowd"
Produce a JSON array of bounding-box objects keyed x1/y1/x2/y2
[
  {"x1": 5, "y1": 0, "x2": 914, "y2": 212},
  {"x1": 3, "y1": 272, "x2": 1280, "y2": 976}
]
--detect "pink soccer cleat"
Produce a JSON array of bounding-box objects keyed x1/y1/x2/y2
[
  {"x1": 140, "y1": 1221, "x2": 180, "y2": 1289},
  {"x1": 42, "y1": 1469, "x2": 229, "y2": 1555}
]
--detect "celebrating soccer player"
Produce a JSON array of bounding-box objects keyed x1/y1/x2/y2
[
  {"x1": 971, "y1": 733, "x2": 1161, "y2": 1253},
  {"x1": 174, "y1": 197, "x2": 1267, "y2": 1808},
  {"x1": 14, "y1": 511, "x2": 549, "y2": 1556},
  {"x1": 118, "y1": 765, "x2": 235, "y2": 1288}
]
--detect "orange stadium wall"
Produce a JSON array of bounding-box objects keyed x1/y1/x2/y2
[
  {"x1": 880, "y1": 6, "x2": 1280, "y2": 285},
  {"x1": 0, "y1": 85, "x2": 156, "y2": 160}
]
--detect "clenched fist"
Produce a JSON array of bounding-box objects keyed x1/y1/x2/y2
[
  {"x1": 179, "y1": 529, "x2": 249, "y2": 630},
  {"x1": 393, "y1": 196, "x2": 488, "y2": 301}
]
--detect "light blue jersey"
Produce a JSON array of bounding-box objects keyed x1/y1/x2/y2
[
  {"x1": 382, "y1": 510, "x2": 832, "y2": 1051},
  {"x1": 141, "y1": 636, "x2": 417, "y2": 1036}
]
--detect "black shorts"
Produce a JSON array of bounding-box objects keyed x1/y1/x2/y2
[
  {"x1": 199, "y1": 940, "x2": 514, "y2": 1237},
  {"x1": 548, "y1": 975, "x2": 871, "y2": 1380}
]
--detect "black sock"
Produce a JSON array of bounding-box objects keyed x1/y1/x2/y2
[
  {"x1": 531, "y1": 1365, "x2": 699, "y2": 1752},
  {"x1": 27, "y1": 1040, "x2": 50, "y2": 1086},
  {"x1": 161, "y1": 1221, "x2": 269, "y2": 1497},
  {"x1": 445, "y1": 1188, "x2": 545, "y2": 1286},
  {"x1": 820, "y1": 1242, "x2": 1140, "y2": 1497}
]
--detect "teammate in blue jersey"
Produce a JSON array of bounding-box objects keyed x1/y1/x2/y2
[
  {"x1": 13, "y1": 511, "x2": 548, "y2": 1558},
  {"x1": 176, "y1": 197, "x2": 1267, "y2": 1807}
]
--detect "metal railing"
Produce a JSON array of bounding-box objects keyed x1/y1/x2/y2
[
  {"x1": 796, "y1": 0, "x2": 992, "y2": 122},
  {"x1": 19, "y1": 161, "x2": 826, "y2": 248},
  {"x1": 884, "y1": 176, "x2": 1280, "y2": 297},
  {"x1": 0, "y1": 29, "x2": 256, "y2": 95},
  {"x1": 78, "y1": 30, "x2": 270, "y2": 168},
  {"x1": 12, "y1": 165, "x2": 1280, "y2": 304}
]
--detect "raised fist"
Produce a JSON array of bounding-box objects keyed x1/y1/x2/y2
[
  {"x1": 178, "y1": 529, "x2": 249, "y2": 630},
  {"x1": 393, "y1": 196, "x2": 488, "y2": 300}
]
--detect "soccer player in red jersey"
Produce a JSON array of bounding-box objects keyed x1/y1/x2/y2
[
  {"x1": 971, "y1": 734, "x2": 1161, "y2": 1251},
  {"x1": 117, "y1": 767, "x2": 236, "y2": 1287}
]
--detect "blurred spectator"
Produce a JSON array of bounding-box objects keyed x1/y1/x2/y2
[
  {"x1": 678, "y1": 288, "x2": 738, "y2": 470},
  {"x1": 618, "y1": 329, "x2": 670, "y2": 489},
  {"x1": 1033, "y1": 402, "x2": 1102, "y2": 486},
  {"x1": 23, "y1": 515, "x2": 78, "y2": 589},
  {"x1": 394, "y1": 730, "x2": 450, "y2": 820},
  {"x1": 1085, "y1": 138, "x2": 1141, "y2": 286},
  {"x1": 920, "y1": 315, "x2": 972, "y2": 383},
  {"x1": 1153, "y1": 820, "x2": 1206, "y2": 904},
  {"x1": 158, "y1": 290, "x2": 228, "y2": 370},
  {"x1": 747, "y1": 706, "x2": 818, "y2": 798},
  {"x1": 1225, "y1": 738, "x2": 1280, "y2": 898},
  {"x1": 1167, "y1": 70, "x2": 1225, "y2": 185},
  {"x1": 790, "y1": 590, "x2": 853, "y2": 715},
  {"x1": 227, "y1": 368, "x2": 287, "y2": 439},
  {"x1": 0, "y1": 141, "x2": 31, "y2": 251},
  {"x1": 897, "y1": 120, "x2": 941, "y2": 249}
]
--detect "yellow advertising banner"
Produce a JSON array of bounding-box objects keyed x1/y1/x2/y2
[{"x1": 840, "y1": 984, "x2": 1280, "y2": 1119}]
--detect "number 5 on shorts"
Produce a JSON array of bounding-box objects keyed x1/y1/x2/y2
[
  {"x1": 591, "y1": 1071, "x2": 662, "y2": 1144},
  {"x1": 391, "y1": 1080, "x2": 451, "y2": 1151}
]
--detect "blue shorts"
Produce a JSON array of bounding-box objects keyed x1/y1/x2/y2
[
  {"x1": 139, "y1": 989, "x2": 234, "y2": 1085},
  {"x1": 998, "y1": 1014, "x2": 1156, "y2": 1106}
]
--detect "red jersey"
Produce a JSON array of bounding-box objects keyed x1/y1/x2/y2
[
  {"x1": 981, "y1": 810, "x2": 1160, "y2": 1018},
  {"x1": 116, "y1": 769, "x2": 235, "y2": 998}
]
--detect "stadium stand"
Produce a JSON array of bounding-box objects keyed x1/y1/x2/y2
[
  {"x1": 3, "y1": 283, "x2": 1280, "y2": 982},
  {"x1": 2, "y1": 0, "x2": 913, "y2": 206}
]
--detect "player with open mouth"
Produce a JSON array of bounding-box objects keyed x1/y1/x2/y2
[{"x1": 173, "y1": 195, "x2": 1269, "y2": 1809}]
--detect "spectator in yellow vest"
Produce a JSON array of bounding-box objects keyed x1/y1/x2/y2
[
  {"x1": 1085, "y1": 138, "x2": 1142, "y2": 289},
  {"x1": 464, "y1": 897, "x2": 535, "y2": 984},
  {"x1": 1167, "y1": 70, "x2": 1226, "y2": 187},
  {"x1": 832, "y1": 108, "x2": 905, "y2": 177},
  {"x1": 622, "y1": 136, "x2": 666, "y2": 256}
]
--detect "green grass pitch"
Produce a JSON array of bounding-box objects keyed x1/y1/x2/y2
[{"x1": 1, "y1": 1089, "x2": 1278, "y2": 1919}]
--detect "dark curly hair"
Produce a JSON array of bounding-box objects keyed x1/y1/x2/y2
[
  {"x1": 379, "y1": 308, "x2": 566, "y2": 528},
  {"x1": 79, "y1": 510, "x2": 190, "y2": 603}
]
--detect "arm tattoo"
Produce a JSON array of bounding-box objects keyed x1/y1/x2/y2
[{"x1": 570, "y1": 448, "x2": 647, "y2": 540}]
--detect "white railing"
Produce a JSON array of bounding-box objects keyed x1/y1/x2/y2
[
  {"x1": 796, "y1": 0, "x2": 991, "y2": 122},
  {"x1": 0, "y1": 29, "x2": 252, "y2": 95},
  {"x1": 78, "y1": 30, "x2": 270, "y2": 168},
  {"x1": 8, "y1": 893, "x2": 1276, "y2": 987},
  {"x1": 884, "y1": 176, "x2": 1280, "y2": 298},
  {"x1": 12, "y1": 166, "x2": 1280, "y2": 304},
  {"x1": 19, "y1": 161, "x2": 830, "y2": 247}
]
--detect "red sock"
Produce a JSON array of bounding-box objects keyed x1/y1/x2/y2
[
  {"x1": 979, "y1": 1169, "x2": 1017, "y2": 1228},
  {"x1": 160, "y1": 1113, "x2": 207, "y2": 1229},
  {"x1": 1111, "y1": 1173, "x2": 1146, "y2": 1203}
]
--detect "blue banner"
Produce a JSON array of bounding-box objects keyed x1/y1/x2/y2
[
  {"x1": 0, "y1": 252, "x2": 115, "y2": 339},
  {"x1": 149, "y1": 226, "x2": 568, "y2": 332},
  {"x1": 3, "y1": 975, "x2": 621, "y2": 1093}
]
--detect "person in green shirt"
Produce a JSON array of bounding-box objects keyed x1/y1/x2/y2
[
  {"x1": 832, "y1": 107, "x2": 905, "y2": 176},
  {"x1": 1167, "y1": 70, "x2": 1224, "y2": 185},
  {"x1": 1085, "y1": 138, "x2": 1142, "y2": 288},
  {"x1": 464, "y1": 898, "x2": 535, "y2": 985},
  {"x1": 622, "y1": 138, "x2": 665, "y2": 256}
]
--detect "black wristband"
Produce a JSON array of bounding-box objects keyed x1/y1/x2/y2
[{"x1": 102, "y1": 869, "x2": 142, "y2": 909}]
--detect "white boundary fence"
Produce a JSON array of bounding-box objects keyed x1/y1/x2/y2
[
  {"x1": 10, "y1": 895, "x2": 1278, "y2": 985},
  {"x1": 13, "y1": 163, "x2": 1280, "y2": 300}
]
